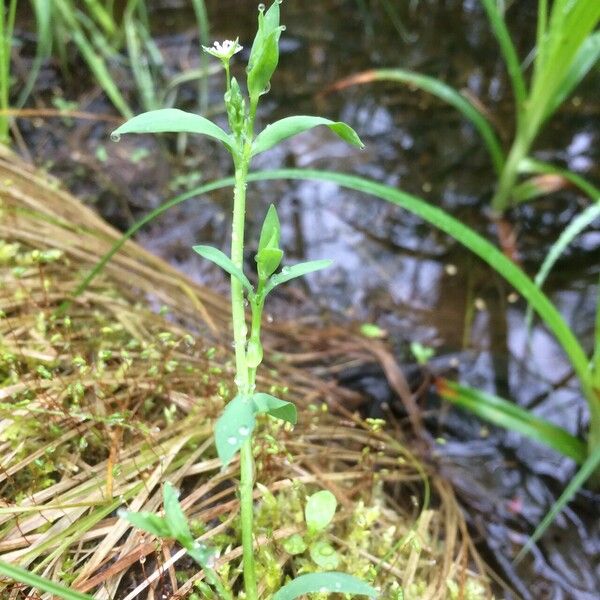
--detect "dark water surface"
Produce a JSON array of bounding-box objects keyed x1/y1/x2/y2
[{"x1": 18, "y1": 0, "x2": 600, "y2": 598}]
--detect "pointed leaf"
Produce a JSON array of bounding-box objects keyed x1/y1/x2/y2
[
  {"x1": 163, "y1": 482, "x2": 192, "y2": 544},
  {"x1": 265, "y1": 259, "x2": 332, "y2": 294},
  {"x1": 305, "y1": 490, "x2": 337, "y2": 533},
  {"x1": 117, "y1": 509, "x2": 172, "y2": 538},
  {"x1": 436, "y1": 378, "x2": 586, "y2": 463},
  {"x1": 253, "y1": 393, "x2": 297, "y2": 424},
  {"x1": 258, "y1": 204, "x2": 281, "y2": 252},
  {"x1": 0, "y1": 559, "x2": 94, "y2": 600},
  {"x1": 256, "y1": 247, "x2": 284, "y2": 280},
  {"x1": 252, "y1": 116, "x2": 364, "y2": 156},
  {"x1": 111, "y1": 108, "x2": 233, "y2": 150},
  {"x1": 543, "y1": 31, "x2": 600, "y2": 121},
  {"x1": 193, "y1": 245, "x2": 253, "y2": 293},
  {"x1": 247, "y1": 1, "x2": 283, "y2": 100},
  {"x1": 273, "y1": 573, "x2": 379, "y2": 600},
  {"x1": 214, "y1": 395, "x2": 256, "y2": 466}
]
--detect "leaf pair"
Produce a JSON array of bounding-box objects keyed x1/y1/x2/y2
[
  {"x1": 215, "y1": 392, "x2": 296, "y2": 466},
  {"x1": 118, "y1": 483, "x2": 214, "y2": 565},
  {"x1": 193, "y1": 242, "x2": 332, "y2": 298},
  {"x1": 256, "y1": 204, "x2": 283, "y2": 280}
]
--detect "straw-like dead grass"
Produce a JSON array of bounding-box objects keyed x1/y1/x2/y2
[{"x1": 0, "y1": 148, "x2": 494, "y2": 598}]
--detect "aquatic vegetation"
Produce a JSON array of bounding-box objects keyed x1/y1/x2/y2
[
  {"x1": 0, "y1": 0, "x2": 211, "y2": 133},
  {"x1": 333, "y1": 0, "x2": 600, "y2": 215}
]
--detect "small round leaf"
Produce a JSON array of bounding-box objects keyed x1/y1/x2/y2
[{"x1": 305, "y1": 490, "x2": 337, "y2": 533}]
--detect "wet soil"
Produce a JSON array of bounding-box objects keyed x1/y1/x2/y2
[{"x1": 12, "y1": 0, "x2": 600, "y2": 598}]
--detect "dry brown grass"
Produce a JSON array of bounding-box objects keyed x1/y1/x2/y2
[{"x1": 0, "y1": 148, "x2": 494, "y2": 599}]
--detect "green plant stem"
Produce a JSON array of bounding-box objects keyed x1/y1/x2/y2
[
  {"x1": 490, "y1": 133, "x2": 531, "y2": 214},
  {"x1": 231, "y1": 125, "x2": 258, "y2": 599}
]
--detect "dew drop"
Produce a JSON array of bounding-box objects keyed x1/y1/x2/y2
[
  {"x1": 139, "y1": 556, "x2": 146, "y2": 564},
  {"x1": 110, "y1": 132, "x2": 121, "y2": 142},
  {"x1": 227, "y1": 436, "x2": 238, "y2": 445},
  {"x1": 319, "y1": 587, "x2": 328, "y2": 593},
  {"x1": 281, "y1": 266, "x2": 290, "y2": 274},
  {"x1": 280, "y1": 25, "x2": 286, "y2": 31},
  {"x1": 266, "y1": 314, "x2": 274, "y2": 323},
  {"x1": 238, "y1": 425, "x2": 250, "y2": 436},
  {"x1": 335, "y1": 582, "x2": 342, "y2": 590},
  {"x1": 258, "y1": 3, "x2": 265, "y2": 11}
]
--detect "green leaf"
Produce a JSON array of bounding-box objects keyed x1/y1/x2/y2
[
  {"x1": 193, "y1": 245, "x2": 253, "y2": 293},
  {"x1": 514, "y1": 442, "x2": 600, "y2": 564},
  {"x1": 436, "y1": 378, "x2": 587, "y2": 463},
  {"x1": 480, "y1": 0, "x2": 527, "y2": 118},
  {"x1": 247, "y1": 1, "x2": 284, "y2": 101},
  {"x1": 265, "y1": 259, "x2": 333, "y2": 295},
  {"x1": 256, "y1": 205, "x2": 283, "y2": 278},
  {"x1": 111, "y1": 108, "x2": 233, "y2": 150},
  {"x1": 305, "y1": 490, "x2": 337, "y2": 533},
  {"x1": 117, "y1": 509, "x2": 172, "y2": 538},
  {"x1": 17, "y1": 0, "x2": 52, "y2": 108},
  {"x1": 163, "y1": 482, "x2": 192, "y2": 544},
  {"x1": 543, "y1": 31, "x2": 600, "y2": 121},
  {"x1": 214, "y1": 395, "x2": 256, "y2": 466},
  {"x1": 0, "y1": 559, "x2": 94, "y2": 600},
  {"x1": 258, "y1": 204, "x2": 281, "y2": 252},
  {"x1": 528, "y1": 0, "x2": 600, "y2": 131},
  {"x1": 282, "y1": 533, "x2": 307, "y2": 555},
  {"x1": 252, "y1": 116, "x2": 364, "y2": 156},
  {"x1": 309, "y1": 540, "x2": 340, "y2": 570},
  {"x1": 273, "y1": 572, "x2": 379, "y2": 600},
  {"x1": 253, "y1": 392, "x2": 297, "y2": 424},
  {"x1": 333, "y1": 69, "x2": 504, "y2": 174},
  {"x1": 256, "y1": 247, "x2": 284, "y2": 280}
]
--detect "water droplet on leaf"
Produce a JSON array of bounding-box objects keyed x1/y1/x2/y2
[
  {"x1": 238, "y1": 426, "x2": 250, "y2": 436},
  {"x1": 227, "y1": 436, "x2": 237, "y2": 445},
  {"x1": 110, "y1": 132, "x2": 121, "y2": 142}
]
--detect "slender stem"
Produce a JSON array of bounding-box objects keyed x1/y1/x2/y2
[
  {"x1": 239, "y1": 438, "x2": 258, "y2": 597},
  {"x1": 490, "y1": 132, "x2": 531, "y2": 214},
  {"x1": 230, "y1": 112, "x2": 258, "y2": 597},
  {"x1": 231, "y1": 159, "x2": 250, "y2": 390}
]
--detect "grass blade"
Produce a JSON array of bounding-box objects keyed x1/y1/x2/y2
[
  {"x1": 124, "y1": 0, "x2": 158, "y2": 111},
  {"x1": 543, "y1": 31, "x2": 600, "y2": 121},
  {"x1": 191, "y1": 0, "x2": 210, "y2": 114},
  {"x1": 435, "y1": 378, "x2": 586, "y2": 463},
  {"x1": 331, "y1": 69, "x2": 505, "y2": 174},
  {"x1": 71, "y1": 168, "x2": 591, "y2": 400},
  {"x1": 54, "y1": 0, "x2": 133, "y2": 118},
  {"x1": 0, "y1": 559, "x2": 93, "y2": 600},
  {"x1": 16, "y1": 0, "x2": 53, "y2": 108},
  {"x1": 514, "y1": 443, "x2": 600, "y2": 563},
  {"x1": 528, "y1": 0, "x2": 600, "y2": 131},
  {"x1": 480, "y1": 0, "x2": 527, "y2": 121}
]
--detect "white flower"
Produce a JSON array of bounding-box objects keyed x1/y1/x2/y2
[{"x1": 202, "y1": 39, "x2": 243, "y2": 61}]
